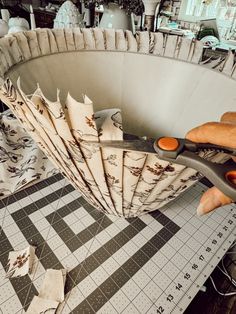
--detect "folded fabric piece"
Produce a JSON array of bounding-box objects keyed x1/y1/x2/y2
[
  {"x1": 26, "y1": 296, "x2": 59, "y2": 314},
  {"x1": 95, "y1": 109, "x2": 123, "y2": 215},
  {"x1": 0, "y1": 110, "x2": 58, "y2": 199},
  {"x1": 38, "y1": 269, "x2": 66, "y2": 303},
  {"x1": 6, "y1": 246, "x2": 35, "y2": 278},
  {"x1": 65, "y1": 94, "x2": 116, "y2": 214},
  {"x1": 0, "y1": 78, "x2": 228, "y2": 217},
  {"x1": 26, "y1": 269, "x2": 66, "y2": 314}
]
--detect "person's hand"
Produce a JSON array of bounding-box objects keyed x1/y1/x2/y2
[{"x1": 186, "y1": 112, "x2": 236, "y2": 216}]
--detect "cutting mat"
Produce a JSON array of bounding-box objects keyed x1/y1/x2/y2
[{"x1": 0, "y1": 174, "x2": 235, "y2": 313}]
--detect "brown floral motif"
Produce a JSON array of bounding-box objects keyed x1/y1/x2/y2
[
  {"x1": 146, "y1": 163, "x2": 175, "y2": 176},
  {"x1": 104, "y1": 154, "x2": 118, "y2": 166},
  {"x1": 125, "y1": 165, "x2": 143, "y2": 177},
  {"x1": 72, "y1": 130, "x2": 95, "y2": 141},
  {"x1": 181, "y1": 173, "x2": 202, "y2": 183},
  {"x1": 76, "y1": 139, "x2": 99, "y2": 159},
  {"x1": 68, "y1": 140, "x2": 85, "y2": 163},
  {"x1": 125, "y1": 152, "x2": 146, "y2": 161},
  {"x1": 93, "y1": 115, "x2": 103, "y2": 136},
  {"x1": 2, "y1": 78, "x2": 17, "y2": 103},
  {"x1": 38, "y1": 108, "x2": 44, "y2": 115},
  {"x1": 97, "y1": 127, "x2": 103, "y2": 137},
  {"x1": 106, "y1": 173, "x2": 119, "y2": 186},
  {"x1": 151, "y1": 182, "x2": 191, "y2": 204},
  {"x1": 167, "y1": 185, "x2": 188, "y2": 200},
  {"x1": 111, "y1": 112, "x2": 123, "y2": 131},
  {"x1": 85, "y1": 114, "x2": 96, "y2": 130},
  {"x1": 43, "y1": 98, "x2": 65, "y2": 120},
  {"x1": 6, "y1": 251, "x2": 30, "y2": 278},
  {"x1": 33, "y1": 99, "x2": 44, "y2": 115},
  {"x1": 133, "y1": 189, "x2": 152, "y2": 204}
]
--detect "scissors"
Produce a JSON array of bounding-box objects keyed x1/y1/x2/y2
[{"x1": 89, "y1": 137, "x2": 236, "y2": 201}]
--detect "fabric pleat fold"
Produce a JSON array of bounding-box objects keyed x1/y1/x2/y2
[
  {"x1": 0, "y1": 28, "x2": 232, "y2": 217},
  {"x1": 95, "y1": 109, "x2": 124, "y2": 215},
  {"x1": 65, "y1": 93, "x2": 116, "y2": 213},
  {"x1": 0, "y1": 78, "x2": 229, "y2": 217}
]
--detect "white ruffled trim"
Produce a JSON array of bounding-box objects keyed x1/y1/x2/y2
[{"x1": 0, "y1": 28, "x2": 208, "y2": 85}]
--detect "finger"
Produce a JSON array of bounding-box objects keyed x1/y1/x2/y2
[
  {"x1": 186, "y1": 122, "x2": 236, "y2": 148},
  {"x1": 220, "y1": 113, "x2": 236, "y2": 161},
  {"x1": 221, "y1": 112, "x2": 236, "y2": 124},
  {"x1": 196, "y1": 186, "x2": 233, "y2": 216}
]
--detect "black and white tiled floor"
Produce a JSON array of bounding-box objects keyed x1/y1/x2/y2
[{"x1": 0, "y1": 174, "x2": 235, "y2": 313}]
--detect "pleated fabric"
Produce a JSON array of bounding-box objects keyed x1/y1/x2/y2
[
  {"x1": 0, "y1": 77, "x2": 228, "y2": 217},
  {"x1": 0, "y1": 28, "x2": 231, "y2": 216}
]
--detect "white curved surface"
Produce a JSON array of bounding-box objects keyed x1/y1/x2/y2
[{"x1": 8, "y1": 51, "x2": 236, "y2": 138}]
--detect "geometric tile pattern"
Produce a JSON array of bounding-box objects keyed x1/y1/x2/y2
[{"x1": 0, "y1": 174, "x2": 235, "y2": 313}]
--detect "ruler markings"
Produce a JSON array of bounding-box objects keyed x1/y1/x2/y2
[
  {"x1": 174, "y1": 207, "x2": 236, "y2": 312},
  {"x1": 147, "y1": 183, "x2": 236, "y2": 314}
]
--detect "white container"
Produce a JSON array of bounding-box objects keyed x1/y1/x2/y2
[
  {"x1": 0, "y1": 19, "x2": 8, "y2": 37},
  {"x1": 54, "y1": 0, "x2": 84, "y2": 28},
  {"x1": 142, "y1": 0, "x2": 160, "y2": 15},
  {"x1": 1, "y1": 9, "x2": 10, "y2": 23},
  {"x1": 99, "y1": 3, "x2": 134, "y2": 33},
  {"x1": 8, "y1": 17, "x2": 30, "y2": 34}
]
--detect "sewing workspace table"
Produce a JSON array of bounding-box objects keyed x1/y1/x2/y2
[{"x1": 0, "y1": 173, "x2": 235, "y2": 313}]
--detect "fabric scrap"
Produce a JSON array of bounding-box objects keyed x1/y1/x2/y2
[
  {"x1": 6, "y1": 246, "x2": 35, "y2": 278},
  {"x1": 38, "y1": 269, "x2": 66, "y2": 303},
  {"x1": 26, "y1": 296, "x2": 59, "y2": 314}
]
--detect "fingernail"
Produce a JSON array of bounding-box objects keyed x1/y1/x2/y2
[
  {"x1": 197, "y1": 203, "x2": 205, "y2": 216},
  {"x1": 197, "y1": 199, "x2": 210, "y2": 216}
]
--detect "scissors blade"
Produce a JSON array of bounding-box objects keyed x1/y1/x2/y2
[{"x1": 88, "y1": 140, "x2": 157, "y2": 154}]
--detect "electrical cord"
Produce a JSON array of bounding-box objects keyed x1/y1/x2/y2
[
  {"x1": 209, "y1": 241, "x2": 236, "y2": 297},
  {"x1": 215, "y1": 256, "x2": 236, "y2": 287},
  {"x1": 227, "y1": 241, "x2": 236, "y2": 252},
  {"x1": 210, "y1": 276, "x2": 236, "y2": 297},
  {"x1": 216, "y1": 264, "x2": 236, "y2": 288}
]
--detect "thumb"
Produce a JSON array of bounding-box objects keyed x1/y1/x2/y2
[{"x1": 197, "y1": 187, "x2": 233, "y2": 216}]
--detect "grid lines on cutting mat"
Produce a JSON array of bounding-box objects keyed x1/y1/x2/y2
[
  {"x1": 0, "y1": 173, "x2": 180, "y2": 313},
  {"x1": 0, "y1": 174, "x2": 236, "y2": 313}
]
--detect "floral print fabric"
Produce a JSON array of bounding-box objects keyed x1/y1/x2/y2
[
  {"x1": 27, "y1": 269, "x2": 66, "y2": 314},
  {"x1": 0, "y1": 109, "x2": 57, "y2": 199},
  {"x1": 0, "y1": 79, "x2": 229, "y2": 217},
  {"x1": 0, "y1": 28, "x2": 231, "y2": 217},
  {"x1": 6, "y1": 246, "x2": 35, "y2": 278}
]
